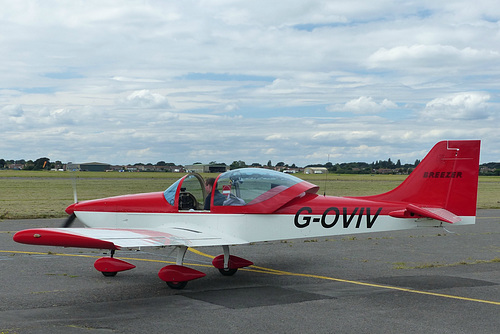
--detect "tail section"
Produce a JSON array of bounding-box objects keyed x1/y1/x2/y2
[{"x1": 362, "y1": 140, "x2": 480, "y2": 220}]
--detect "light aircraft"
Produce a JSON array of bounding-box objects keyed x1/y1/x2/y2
[{"x1": 14, "y1": 140, "x2": 480, "y2": 289}]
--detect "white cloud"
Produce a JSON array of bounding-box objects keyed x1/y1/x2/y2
[
  {"x1": 421, "y1": 92, "x2": 491, "y2": 120},
  {"x1": 126, "y1": 148, "x2": 153, "y2": 160},
  {"x1": 2, "y1": 104, "x2": 24, "y2": 117},
  {"x1": 112, "y1": 76, "x2": 164, "y2": 83},
  {"x1": 214, "y1": 103, "x2": 239, "y2": 114},
  {"x1": 265, "y1": 134, "x2": 289, "y2": 141},
  {"x1": 368, "y1": 45, "x2": 499, "y2": 68},
  {"x1": 120, "y1": 90, "x2": 171, "y2": 109},
  {"x1": 327, "y1": 97, "x2": 397, "y2": 114}
]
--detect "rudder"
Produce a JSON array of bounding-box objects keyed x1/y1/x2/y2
[{"x1": 362, "y1": 140, "x2": 480, "y2": 218}]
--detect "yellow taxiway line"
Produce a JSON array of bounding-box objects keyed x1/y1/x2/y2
[{"x1": 2, "y1": 248, "x2": 499, "y2": 306}]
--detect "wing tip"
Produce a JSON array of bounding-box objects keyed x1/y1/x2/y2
[{"x1": 13, "y1": 229, "x2": 118, "y2": 250}]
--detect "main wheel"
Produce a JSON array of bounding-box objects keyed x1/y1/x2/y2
[
  {"x1": 218, "y1": 268, "x2": 238, "y2": 276},
  {"x1": 102, "y1": 271, "x2": 117, "y2": 277},
  {"x1": 167, "y1": 281, "x2": 188, "y2": 289}
]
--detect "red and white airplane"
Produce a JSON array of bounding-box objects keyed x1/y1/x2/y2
[{"x1": 14, "y1": 140, "x2": 480, "y2": 289}]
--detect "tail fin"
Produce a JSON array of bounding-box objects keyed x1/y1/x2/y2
[{"x1": 362, "y1": 140, "x2": 480, "y2": 220}]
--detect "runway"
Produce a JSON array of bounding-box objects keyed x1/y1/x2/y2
[{"x1": 1, "y1": 210, "x2": 499, "y2": 333}]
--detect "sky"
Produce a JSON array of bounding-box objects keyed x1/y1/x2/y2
[{"x1": 1, "y1": 0, "x2": 499, "y2": 167}]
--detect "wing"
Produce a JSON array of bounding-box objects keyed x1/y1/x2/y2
[{"x1": 13, "y1": 227, "x2": 247, "y2": 250}]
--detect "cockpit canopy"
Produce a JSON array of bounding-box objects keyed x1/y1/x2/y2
[
  {"x1": 164, "y1": 168, "x2": 319, "y2": 213},
  {"x1": 215, "y1": 168, "x2": 304, "y2": 204}
]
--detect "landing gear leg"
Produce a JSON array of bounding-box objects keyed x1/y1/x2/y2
[
  {"x1": 219, "y1": 245, "x2": 238, "y2": 276},
  {"x1": 212, "y1": 245, "x2": 253, "y2": 276},
  {"x1": 102, "y1": 249, "x2": 118, "y2": 276},
  {"x1": 176, "y1": 245, "x2": 187, "y2": 266},
  {"x1": 167, "y1": 246, "x2": 189, "y2": 289}
]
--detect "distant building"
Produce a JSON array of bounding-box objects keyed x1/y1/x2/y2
[
  {"x1": 125, "y1": 164, "x2": 185, "y2": 173},
  {"x1": 7, "y1": 163, "x2": 24, "y2": 170},
  {"x1": 304, "y1": 167, "x2": 328, "y2": 174},
  {"x1": 185, "y1": 164, "x2": 228, "y2": 173},
  {"x1": 376, "y1": 168, "x2": 395, "y2": 174},
  {"x1": 66, "y1": 162, "x2": 78, "y2": 171},
  {"x1": 283, "y1": 168, "x2": 302, "y2": 173},
  {"x1": 79, "y1": 162, "x2": 112, "y2": 172},
  {"x1": 480, "y1": 166, "x2": 495, "y2": 174}
]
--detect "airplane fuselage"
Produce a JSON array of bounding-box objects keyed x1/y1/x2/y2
[{"x1": 73, "y1": 192, "x2": 475, "y2": 247}]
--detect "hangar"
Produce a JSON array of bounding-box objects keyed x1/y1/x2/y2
[
  {"x1": 185, "y1": 163, "x2": 228, "y2": 173},
  {"x1": 304, "y1": 167, "x2": 328, "y2": 174},
  {"x1": 76, "y1": 162, "x2": 111, "y2": 172}
]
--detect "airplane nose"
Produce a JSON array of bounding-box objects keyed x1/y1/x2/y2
[
  {"x1": 65, "y1": 203, "x2": 76, "y2": 215},
  {"x1": 63, "y1": 192, "x2": 171, "y2": 215}
]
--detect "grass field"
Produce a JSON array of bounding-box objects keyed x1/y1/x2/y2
[{"x1": 1, "y1": 170, "x2": 498, "y2": 219}]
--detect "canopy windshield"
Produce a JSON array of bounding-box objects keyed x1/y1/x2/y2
[
  {"x1": 214, "y1": 168, "x2": 304, "y2": 206},
  {"x1": 163, "y1": 168, "x2": 318, "y2": 213}
]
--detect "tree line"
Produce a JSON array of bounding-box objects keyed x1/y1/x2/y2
[
  {"x1": 228, "y1": 158, "x2": 419, "y2": 174},
  {"x1": 0, "y1": 158, "x2": 58, "y2": 170},
  {"x1": 305, "y1": 159, "x2": 422, "y2": 174},
  {"x1": 1, "y1": 158, "x2": 499, "y2": 175}
]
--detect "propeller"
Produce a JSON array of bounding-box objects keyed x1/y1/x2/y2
[
  {"x1": 61, "y1": 171, "x2": 79, "y2": 228},
  {"x1": 61, "y1": 212, "x2": 77, "y2": 228}
]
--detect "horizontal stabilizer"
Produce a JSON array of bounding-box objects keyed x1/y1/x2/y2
[{"x1": 389, "y1": 204, "x2": 461, "y2": 224}]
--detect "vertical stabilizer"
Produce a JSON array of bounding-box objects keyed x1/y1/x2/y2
[{"x1": 361, "y1": 140, "x2": 480, "y2": 217}]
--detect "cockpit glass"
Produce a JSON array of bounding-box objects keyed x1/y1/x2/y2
[
  {"x1": 214, "y1": 168, "x2": 302, "y2": 206},
  {"x1": 180, "y1": 174, "x2": 205, "y2": 206},
  {"x1": 164, "y1": 173, "x2": 206, "y2": 210},
  {"x1": 163, "y1": 179, "x2": 181, "y2": 206}
]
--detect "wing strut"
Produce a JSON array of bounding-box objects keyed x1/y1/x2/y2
[{"x1": 176, "y1": 246, "x2": 187, "y2": 265}]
